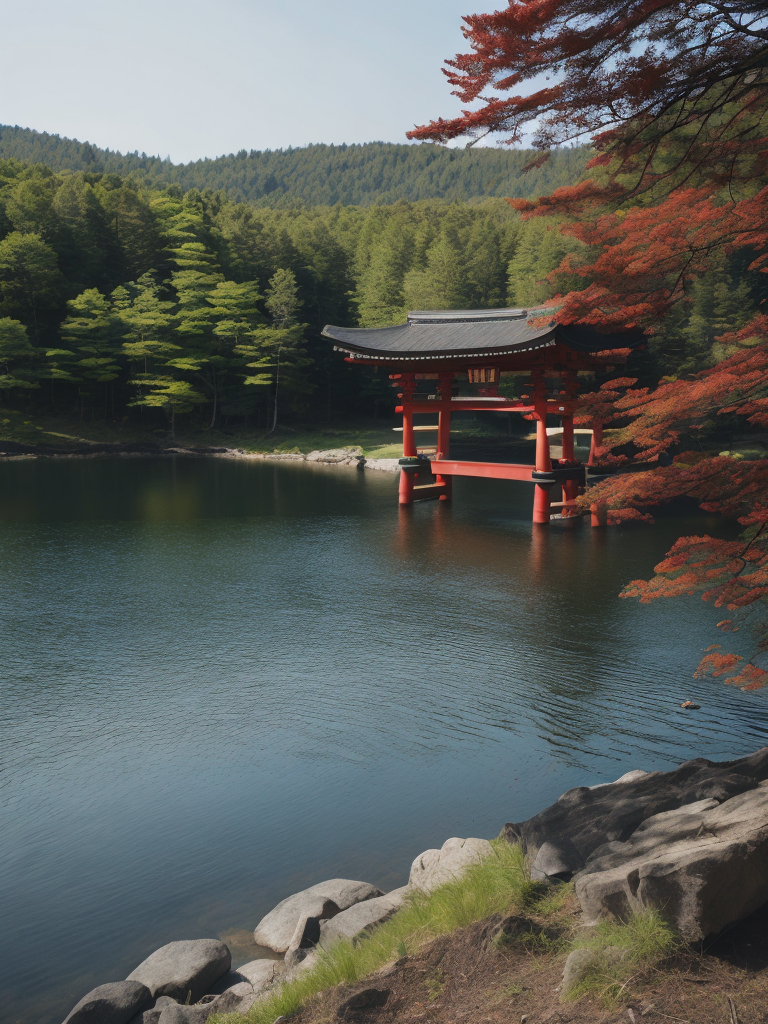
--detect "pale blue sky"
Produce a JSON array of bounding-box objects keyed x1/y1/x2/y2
[{"x1": 0, "y1": 0, "x2": 492, "y2": 163}]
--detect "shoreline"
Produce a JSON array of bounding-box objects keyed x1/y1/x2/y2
[
  {"x1": 59, "y1": 749, "x2": 768, "y2": 1024},
  {"x1": 0, "y1": 442, "x2": 403, "y2": 472}
]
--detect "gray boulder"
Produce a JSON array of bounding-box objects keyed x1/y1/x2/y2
[
  {"x1": 236, "y1": 959, "x2": 285, "y2": 992},
  {"x1": 126, "y1": 996, "x2": 178, "y2": 1024},
  {"x1": 156, "y1": 1005, "x2": 213, "y2": 1024},
  {"x1": 575, "y1": 784, "x2": 768, "y2": 941},
  {"x1": 306, "y1": 448, "x2": 363, "y2": 464},
  {"x1": 253, "y1": 880, "x2": 384, "y2": 953},
  {"x1": 409, "y1": 837, "x2": 492, "y2": 893},
  {"x1": 63, "y1": 981, "x2": 153, "y2": 1024},
  {"x1": 362, "y1": 459, "x2": 400, "y2": 473},
  {"x1": 127, "y1": 940, "x2": 231, "y2": 1004},
  {"x1": 156, "y1": 987, "x2": 256, "y2": 1024},
  {"x1": 284, "y1": 948, "x2": 320, "y2": 982},
  {"x1": 502, "y1": 747, "x2": 768, "y2": 879},
  {"x1": 206, "y1": 971, "x2": 253, "y2": 995},
  {"x1": 590, "y1": 769, "x2": 649, "y2": 790},
  {"x1": 531, "y1": 838, "x2": 585, "y2": 881},
  {"x1": 319, "y1": 887, "x2": 409, "y2": 948}
]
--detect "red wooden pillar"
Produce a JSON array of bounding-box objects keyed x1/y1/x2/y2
[
  {"x1": 588, "y1": 417, "x2": 606, "y2": 526},
  {"x1": 560, "y1": 411, "x2": 579, "y2": 510},
  {"x1": 398, "y1": 374, "x2": 416, "y2": 505},
  {"x1": 435, "y1": 372, "x2": 453, "y2": 501},
  {"x1": 561, "y1": 413, "x2": 575, "y2": 462},
  {"x1": 532, "y1": 390, "x2": 551, "y2": 524}
]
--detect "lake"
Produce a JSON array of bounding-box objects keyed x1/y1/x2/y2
[{"x1": 1, "y1": 456, "x2": 766, "y2": 1024}]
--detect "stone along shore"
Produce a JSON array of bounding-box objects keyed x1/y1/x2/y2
[{"x1": 61, "y1": 748, "x2": 768, "y2": 1024}]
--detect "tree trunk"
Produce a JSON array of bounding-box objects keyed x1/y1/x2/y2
[
  {"x1": 267, "y1": 348, "x2": 281, "y2": 434},
  {"x1": 209, "y1": 367, "x2": 218, "y2": 429}
]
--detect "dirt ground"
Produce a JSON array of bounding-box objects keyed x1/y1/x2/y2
[{"x1": 290, "y1": 903, "x2": 768, "y2": 1024}]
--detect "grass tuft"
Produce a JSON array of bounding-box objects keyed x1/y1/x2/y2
[
  {"x1": 210, "y1": 840, "x2": 554, "y2": 1024},
  {"x1": 563, "y1": 908, "x2": 678, "y2": 1004}
]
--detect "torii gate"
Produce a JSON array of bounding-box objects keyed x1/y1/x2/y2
[{"x1": 322, "y1": 309, "x2": 642, "y2": 525}]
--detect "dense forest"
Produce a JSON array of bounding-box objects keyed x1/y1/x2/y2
[
  {"x1": 0, "y1": 126, "x2": 590, "y2": 206},
  {"x1": 0, "y1": 155, "x2": 762, "y2": 435}
]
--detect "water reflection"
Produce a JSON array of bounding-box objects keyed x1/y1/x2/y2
[{"x1": 0, "y1": 457, "x2": 765, "y2": 1024}]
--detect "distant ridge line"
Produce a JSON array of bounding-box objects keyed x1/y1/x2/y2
[{"x1": 0, "y1": 125, "x2": 591, "y2": 207}]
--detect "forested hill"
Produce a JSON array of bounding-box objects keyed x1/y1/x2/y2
[{"x1": 0, "y1": 126, "x2": 590, "y2": 206}]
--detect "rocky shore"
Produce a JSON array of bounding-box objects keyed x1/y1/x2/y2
[
  {"x1": 62, "y1": 749, "x2": 768, "y2": 1024},
  {"x1": 0, "y1": 441, "x2": 402, "y2": 472}
]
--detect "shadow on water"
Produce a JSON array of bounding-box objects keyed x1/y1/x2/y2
[{"x1": 0, "y1": 457, "x2": 766, "y2": 1024}]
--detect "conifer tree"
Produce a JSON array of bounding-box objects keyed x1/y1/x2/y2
[{"x1": 0, "y1": 317, "x2": 38, "y2": 392}]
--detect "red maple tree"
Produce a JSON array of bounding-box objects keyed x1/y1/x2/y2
[{"x1": 411, "y1": 1, "x2": 768, "y2": 688}]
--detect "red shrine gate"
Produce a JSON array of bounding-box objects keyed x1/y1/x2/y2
[{"x1": 322, "y1": 309, "x2": 641, "y2": 525}]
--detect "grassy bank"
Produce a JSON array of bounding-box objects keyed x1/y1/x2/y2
[
  {"x1": 209, "y1": 843, "x2": 688, "y2": 1024},
  {"x1": 0, "y1": 407, "x2": 533, "y2": 459}
]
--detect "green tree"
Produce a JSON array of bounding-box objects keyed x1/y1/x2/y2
[
  {"x1": 403, "y1": 231, "x2": 465, "y2": 310},
  {"x1": 355, "y1": 217, "x2": 413, "y2": 326},
  {"x1": 59, "y1": 288, "x2": 122, "y2": 419},
  {"x1": 0, "y1": 232, "x2": 64, "y2": 336},
  {"x1": 116, "y1": 274, "x2": 178, "y2": 372},
  {"x1": 127, "y1": 376, "x2": 207, "y2": 438},
  {"x1": 237, "y1": 269, "x2": 312, "y2": 432},
  {"x1": 0, "y1": 317, "x2": 38, "y2": 392}
]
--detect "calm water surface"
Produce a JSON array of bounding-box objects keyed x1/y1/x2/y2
[{"x1": 1, "y1": 457, "x2": 766, "y2": 1024}]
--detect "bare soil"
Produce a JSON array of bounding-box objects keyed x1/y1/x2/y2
[{"x1": 289, "y1": 903, "x2": 768, "y2": 1024}]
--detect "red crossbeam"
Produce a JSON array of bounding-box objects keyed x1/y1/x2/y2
[
  {"x1": 396, "y1": 402, "x2": 535, "y2": 414},
  {"x1": 429, "y1": 460, "x2": 535, "y2": 482}
]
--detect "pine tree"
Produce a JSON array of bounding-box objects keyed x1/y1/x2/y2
[{"x1": 0, "y1": 317, "x2": 38, "y2": 392}]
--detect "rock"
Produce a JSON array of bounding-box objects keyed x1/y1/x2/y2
[
  {"x1": 206, "y1": 971, "x2": 253, "y2": 995},
  {"x1": 126, "y1": 995, "x2": 179, "y2": 1024},
  {"x1": 561, "y1": 946, "x2": 626, "y2": 998},
  {"x1": 531, "y1": 838, "x2": 585, "y2": 881},
  {"x1": 306, "y1": 448, "x2": 363, "y2": 464},
  {"x1": 208, "y1": 987, "x2": 258, "y2": 1015},
  {"x1": 127, "y1": 940, "x2": 231, "y2": 1004},
  {"x1": 409, "y1": 837, "x2": 493, "y2": 893},
  {"x1": 501, "y1": 747, "x2": 768, "y2": 878},
  {"x1": 590, "y1": 769, "x2": 650, "y2": 789},
  {"x1": 319, "y1": 887, "x2": 409, "y2": 948},
  {"x1": 575, "y1": 785, "x2": 768, "y2": 941},
  {"x1": 362, "y1": 458, "x2": 400, "y2": 473},
  {"x1": 235, "y1": 959, "x2": 285, "y2": 992},
  {"x1": 284, "y1": 949, "x2": 320, "y2": 982},
  {"x1": 63, "y1": 981, "x2": 154, "y2": 1024},
  {"x1": 254, "y1": 880, "x2": 384, "y2": 953},
  {"x1": 156, "y1": 1005, "x2": 213, "y2": 1024},
  {"x1": 156, "y1": 987, "x2": 256, "y2": 1024},
  {"x1": 336, "y1": 988, "x2": 390, "y2": 1017},
  {"x1": 614, "y1": 770, "x2": 650, "y2": 784},
  {"x1": 284, "y1": 945, "x2": 313, "y2": 967}
]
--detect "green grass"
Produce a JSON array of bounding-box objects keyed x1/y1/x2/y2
[
  {"x1": 210, "y1": 841, "x2": 555, "y2": 1024},
  {"x1": 363, "y1": 443, "x2": 403, "y2": 459},
  {"x1": 207, "y1": 847, "x2": 680, "y2": 1024},
  {"x1": 562, "y1": 908, "x2": 678, "y2": 1004}
]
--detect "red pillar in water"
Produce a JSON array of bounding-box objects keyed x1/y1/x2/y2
[
  {"x1": 560, "y1": 411, "x2": 580, "y2": 511},
  {"x1": 435, "y1": 372, "x2": 453, "y2": 501},
  {"x1": 532, "y1": 391, "x2": 552, "y2": 524},
  {"x1": 398, "y1": 375, "x2": 417, "y2": 505}
]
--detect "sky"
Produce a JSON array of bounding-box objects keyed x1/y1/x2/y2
[{"x1": 0, "y1": 0, "x2": 493, "y2": 164}]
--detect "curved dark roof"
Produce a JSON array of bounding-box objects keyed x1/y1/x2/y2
[{"x1": 323, "y1": 309, "x2": 642, "y2": 361}]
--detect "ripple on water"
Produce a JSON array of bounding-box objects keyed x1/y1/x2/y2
[{"x1": 0, "y1": 458, "x2": 766, "y2": 1024}]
